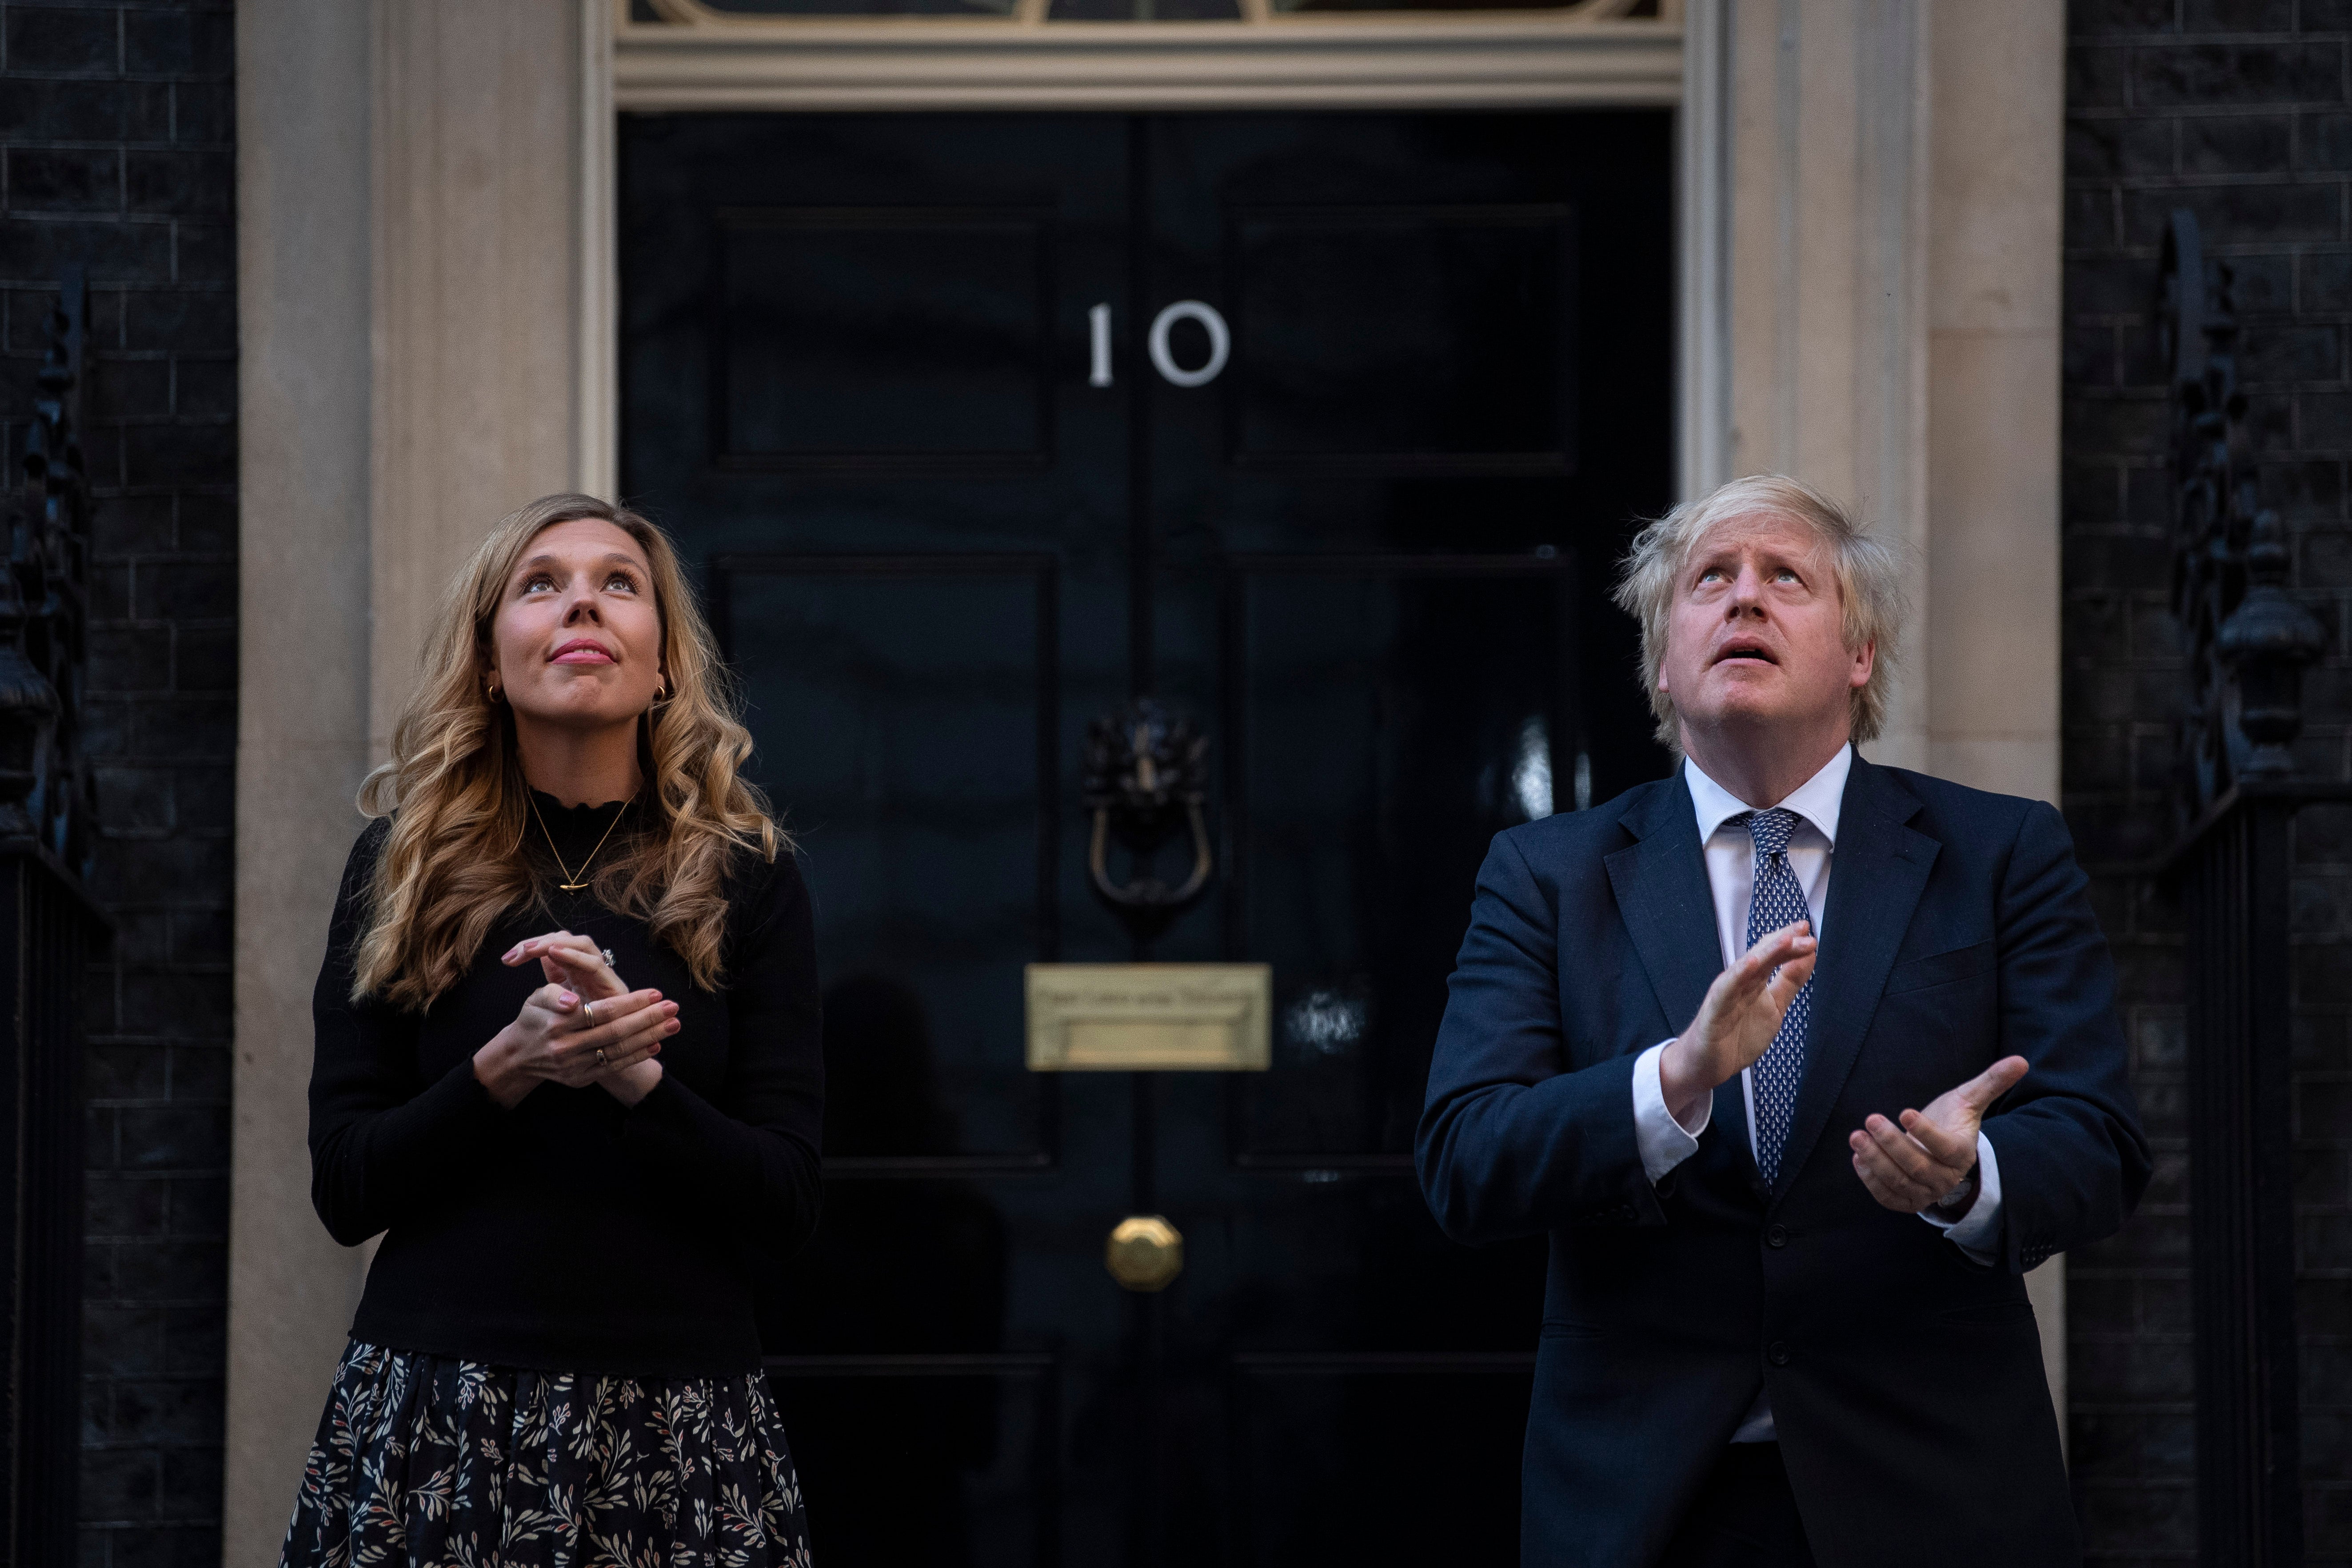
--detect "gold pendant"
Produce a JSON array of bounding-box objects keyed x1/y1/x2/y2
[{"x1": 528, "y1": 792, "x2": 637, "y2": 898}]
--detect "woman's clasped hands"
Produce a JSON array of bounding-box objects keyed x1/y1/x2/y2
[{"x1": 470, "y1": 930, "x2": 676, "y2": 1109}]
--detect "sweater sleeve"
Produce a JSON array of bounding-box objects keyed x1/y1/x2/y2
[
  {"x1": 307, "y1": 820, "x2": 511, "y2": 1247},
  {"x1": 619, "y1": 848, "x2": 826, "y2": 1259}
]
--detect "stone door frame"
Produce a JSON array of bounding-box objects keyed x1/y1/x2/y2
[{"x1": 229, "y1": 3, "x2": 2065, "y2": 1560}]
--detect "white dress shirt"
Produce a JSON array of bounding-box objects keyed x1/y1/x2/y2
[{"x1": 1626, "y1": 743, "x2": 2003, "y2": 1441}]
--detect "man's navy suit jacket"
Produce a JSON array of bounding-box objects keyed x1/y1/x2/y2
[{"x1": 1415, "y1": 756, "x2": 2149, "y2": 1568}]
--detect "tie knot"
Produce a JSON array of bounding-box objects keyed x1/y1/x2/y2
[{"x1": 1744, "y1": 807, "x2": 1801, "y2": 861}]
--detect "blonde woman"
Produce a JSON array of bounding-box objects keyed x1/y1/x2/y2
[{"x1": 281, "y1": 494, "x2": 821, "y2": 1567}]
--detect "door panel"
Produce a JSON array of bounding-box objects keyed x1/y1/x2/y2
[
  {"x1": 621, "y1": 108, "x2": 1673, "y2": 1566},
  {"x1": 770, "y1": 1356, "x2": 1055, "y2": 1568},
  {"x1": 1231, "y1": 205, "x2": 1574, "y2": 469},
  {"x1": 716, "y1": 558, "x2": 1059, "y2": 1164},
  {"x1": 1226, "y1": 560, "x2": 1577, "y2": 1166},
  {"x1": 718, "y1": 209, "x2": 1053, "y2": 467},
  {"x1": 1232, "y1": 1356, "x2": 1532, "y2": 1566}
]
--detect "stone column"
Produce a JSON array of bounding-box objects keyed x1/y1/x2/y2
[
  {"x1": 368, "y1": 0, "x2": 592, "y2": 757},
  {"x1": 1720, "y1": 0, "x2": 1933, "y2": 772},
  {"x1": 1924, "y1": 0, "x2": 2064, "y2": 810},
  {"x1": 227, "y1": 4, "x2": 375, "y2": 1560},
  {"x1": 227, "y1": 3, "x2": 595, "y2": 1560}
]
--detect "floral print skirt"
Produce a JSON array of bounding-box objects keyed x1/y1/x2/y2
[{"x1": 280, "y1": 1340, "x2": 812, "y2": 1568}]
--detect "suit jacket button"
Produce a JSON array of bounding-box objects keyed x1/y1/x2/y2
[
  {"x1": 1766, "y1": 1224, "x2": 1788, "y2": 1248},
  {"x1": 1767, "y1": 1341, "x2": 1791, "y2": 1366}
]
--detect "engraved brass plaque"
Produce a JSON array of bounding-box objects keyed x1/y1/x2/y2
[{"x1": 1025, "y1": 963, "x2": 1272, "y2": 1071}]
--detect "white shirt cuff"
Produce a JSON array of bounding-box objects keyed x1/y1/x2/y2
[
  {"x1": 1917, "y1": 1130, "x2": 2003, "y2": 1264},
  {"x1": 1632, "y1": 1041, "x2": 1709, "y2": 1185}
]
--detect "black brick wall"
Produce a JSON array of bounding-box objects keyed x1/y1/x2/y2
[
  {"x1": 2066, "y1": 1, "x2": 2352, "y2": 1561},
  {"x1": 0, "y1": 3, "x2": 235, "y2": 1564}
]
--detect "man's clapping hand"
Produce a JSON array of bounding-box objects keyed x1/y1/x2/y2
[
  {"x1": 1849, "y1": 1055, "x2": 2029, "y2": 1215},
  {"x1": 1657, "y1": 919, "x2": 1819, "y2": 1128}
]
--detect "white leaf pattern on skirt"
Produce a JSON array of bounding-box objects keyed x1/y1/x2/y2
[{"x1": 280, "y1": 1341, "x2": 813, "y2": 1568}]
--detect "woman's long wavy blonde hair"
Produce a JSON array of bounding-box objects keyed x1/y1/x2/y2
[{"x1": 352, "y1": 493, "x2": 779, "y2": 1010}]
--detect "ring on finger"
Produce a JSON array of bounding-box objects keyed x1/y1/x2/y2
[
  {"x1": 600, "y1": 947, "x2": 615, "y2": 969},
  {"x1": 583, "y1": 998, "x2": 597, "y2": 1021},
  {"x1": 596, "y1": 1047, "x2": 608, "y2": 1068}
]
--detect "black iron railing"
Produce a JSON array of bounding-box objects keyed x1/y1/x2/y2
[
  {"x1": 0, "y1": 268, "x2": 107, "y2": 1566},
  {"x1": 2157, "y1": 211, "x2": 2340, "y2": 1568}
]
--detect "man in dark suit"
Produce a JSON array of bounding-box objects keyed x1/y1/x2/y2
[{"x1": 1417, "y1": 475, "x2": 2148, "y2": 1568}]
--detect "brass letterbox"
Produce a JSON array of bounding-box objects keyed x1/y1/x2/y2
[{"x1": 1024, "y1": 963, "x2": 1272, "y2": 1072}]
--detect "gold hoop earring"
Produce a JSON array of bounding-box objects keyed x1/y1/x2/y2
[{"x1": 487, "y1": 679, "x2": 503, "y2": 704}]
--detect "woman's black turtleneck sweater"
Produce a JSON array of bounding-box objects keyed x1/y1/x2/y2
[{"x1": 307, "y1": 795, "x2": 823, "y2": 1377}]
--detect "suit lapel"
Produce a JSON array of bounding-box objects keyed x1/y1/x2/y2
[
  {"x1": 1604, "y1": 770, "x2": 1767, "y2": 1197},
  {"x1": 1603, "y1": 772, "x2": 1719, "y2": 1037},
  {"x1": 1770, "y1": 754, "x2": 1939, "y2": 1200}
]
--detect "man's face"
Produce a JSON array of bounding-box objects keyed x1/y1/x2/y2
[{"x1": 1655, "y1": 511, "x2": 1873, "y2": 748}]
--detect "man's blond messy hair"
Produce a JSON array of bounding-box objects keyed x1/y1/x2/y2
[{"x1": 1611, "y1": 474, "x2": 1907, "y2": 753}]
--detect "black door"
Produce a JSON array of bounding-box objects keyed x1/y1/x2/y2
[{"x1": 620, "y1": 109, "x2": 1672, "y2": 1567}]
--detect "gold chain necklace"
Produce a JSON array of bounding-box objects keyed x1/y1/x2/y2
[{"x1": 527, "y1": 792, "x2": 636, "y2": 892}]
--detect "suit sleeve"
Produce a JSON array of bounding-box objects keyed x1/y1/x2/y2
[
  {"x1": 1979, "y1": 800, "x2": 2152, "y2": 1274},
  {"x1": 619, "y1": 850, "x2": 825, "y2": 1260},
  {"x1": 308, "y1": 820, "x2": 510, "y2": 1247},
  {"x1": 1415, "y1": 831, "x2": 1666, "y2": 1245}
]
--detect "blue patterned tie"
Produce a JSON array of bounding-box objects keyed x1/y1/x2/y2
[{"x1": 1742, "y1": 808, "x2": 1814, "y2": 1186}]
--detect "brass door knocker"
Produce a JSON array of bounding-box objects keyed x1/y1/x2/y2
[{"x1": 1082, "y1": 699, "x2": 1212, "y2": 933}]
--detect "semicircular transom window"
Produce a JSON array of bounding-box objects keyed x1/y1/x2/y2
[{"x1": 634, "y1": 0, "x2": 1664, "y2": 25}]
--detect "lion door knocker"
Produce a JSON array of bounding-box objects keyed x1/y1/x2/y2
[{"x1": 1082, "y1": 699, "x2": 1212, "y2": 938}]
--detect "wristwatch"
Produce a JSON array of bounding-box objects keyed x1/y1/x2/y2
[{"x1": 1929, "y1": 1163, "x2": 1980, "y2": 1219}]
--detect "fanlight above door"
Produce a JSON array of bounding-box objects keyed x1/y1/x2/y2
[{"x1": 637, "y1": 0, "x2": 1665, "y2": 23}]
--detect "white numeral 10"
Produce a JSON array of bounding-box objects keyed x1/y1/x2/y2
[{"x1": 1089, "y1": 300, "x2": 1232, "y2": 390}]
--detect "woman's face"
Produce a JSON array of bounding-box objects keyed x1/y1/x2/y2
[{"x1": 486, "y1": 519, "x2": 665, "y2": 732}]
